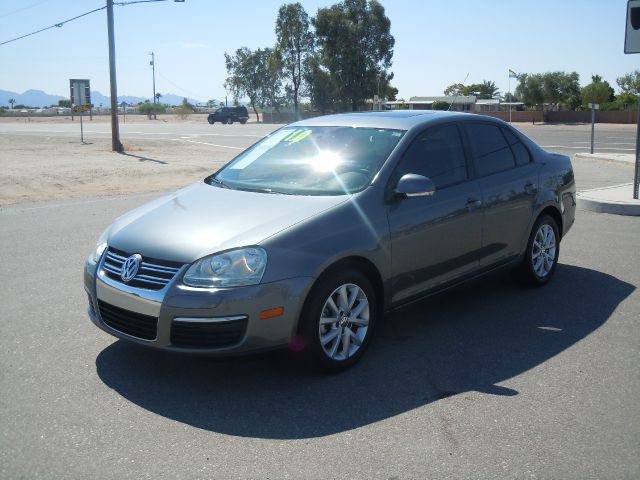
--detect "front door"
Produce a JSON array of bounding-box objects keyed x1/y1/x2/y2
[{"x1": 387, "y1": 123, "x2": 483, "y2": 305}]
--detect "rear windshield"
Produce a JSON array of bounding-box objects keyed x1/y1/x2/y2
[{"x1": 208, "y1": 126, "x2": 405, "y2": 196}]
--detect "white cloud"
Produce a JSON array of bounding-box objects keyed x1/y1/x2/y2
[{"x1": 181, "y1": 42, "x2": 209, "y2": 49}]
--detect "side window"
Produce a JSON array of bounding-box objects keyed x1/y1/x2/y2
[
  {"x1": 396, "y1": 124, "x2": 468, "y2": 189},
  {"x1": 465, "y1": 123, "x2": 516, "y2": 176},
  {"x1": 501, "y1": 128, "x2": 531, "y2": 166}
]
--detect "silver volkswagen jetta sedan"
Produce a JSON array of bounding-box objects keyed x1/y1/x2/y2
[{"x1": 85, "y1": 111, "x2": 575, "y2": 371}]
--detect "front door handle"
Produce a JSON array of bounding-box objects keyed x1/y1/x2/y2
[
  {"x1": 466, "y1": 197, "x2": 482, "y2": 210},
  {"x1": 525, "y1": 182, "x2": 536, "y2": 194}
]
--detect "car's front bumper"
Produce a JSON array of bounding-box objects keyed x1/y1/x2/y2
[{"x1": 84, "y1": 254, "x2": 313, "y2": 354}]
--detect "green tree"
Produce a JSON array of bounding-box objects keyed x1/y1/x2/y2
[
  {"x1": 275, "y1": 2, "x2": 314, "y2": 119},
  {"x1": 616, "y1": 70, "x2": 640, "y2": 95},
  {"x1": 304, "y1": 53, "x2": 336, "y2": 114},
  {"x1": 8, "y1": 98, "x2": 15, "y2": 109},
  {"x1": 444, "y1": 80, "x2": 499, "y2": 99},
  {"x1": 515, "y1": 72, "x2": 580, "y2": 109},
  {"x1": 225, "y1": 47, "x2": 283, "y2": 122},
  {"x1": 581, "y1": 75, "x2": 614, "y2": 107},
  {"x1": 431, "y1": 100, "x2": 450, "y2": 110},
  {"x1": 58, "y1": 99, "x2": 72, "y2": 108},
  {"x1": 138, "y1": 100, "x2": 166, "y2": 119},
  {"x1": 385, "y1": 85, "x2": 398, "y2": 101},
  {"x1": 313, "y1": 0, "x2": 395, "y2": 111},
  {"x1": 175, "y1": 98, "x2": 194, "y2": 119}
]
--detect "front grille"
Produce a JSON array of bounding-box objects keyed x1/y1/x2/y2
[
  {"x1": 102, "y1": 247, "x2": 183, "y2": 291},
  {"x1": 171, "y1": 318, "x2": 247, "y2": 348},
  {"x1": 98, "y1": 300, "x2": 158, "y2": 340}
]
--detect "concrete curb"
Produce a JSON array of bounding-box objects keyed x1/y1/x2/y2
[
  {"x1": 576, "y1": 183, "x2": 640, "y2": 216},
  {"x1": 574, "y1": 153, "x2": 635, "y2": 165}
]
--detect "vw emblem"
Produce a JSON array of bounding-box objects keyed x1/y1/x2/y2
[{"x1": 120, "y1": 254, "x2": 142, "y2": 282}]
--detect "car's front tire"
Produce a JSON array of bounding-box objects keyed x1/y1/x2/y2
[
  {"x1": 516, "y1": 214, "x2": 560, "y2": 286},
  {"x1": 298, "y1": 269, "x2": 377, "y2": 372},
  {"x1": 240, "y1": 119, "x2": 247, "y2": 124},
  {"x1": 226, "y1": 117, "x2": 233, "y2": 125},
  {"x1": 207, "y1": 117, "x2": 214, "y2": 124}
]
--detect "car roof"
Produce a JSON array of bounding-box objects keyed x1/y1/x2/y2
[{"x1": 290, "y1": 110, "x2": 497, "y2": 131}]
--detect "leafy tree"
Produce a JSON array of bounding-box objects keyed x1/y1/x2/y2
[
  {"x1": 275, "y1": 2, "x2": 314, "y2": 119},
  {"x1": 8, "y1": 98, "x2": 15, "y2": 109},
  {"x1": 58, "y1": 99, "x2": 72, "y2": 108},
  {"x1": 432, "y1": 100, "x2": 449, "y2": 110},
  {"x1": 175, "y1": 97, "x2": 194, "y2": 119},
  {"x1": 503, "y1": 92, "x2": 518, "y2": 102},
  {"x1": 582, "y1": 75, "x2": 614, "y2": 107},
  {"x1": 206, "y1": 99, "x2": 215, "y2": 108},
  {"x1": 385, "y1": 85, "x2": 398, "y2": 101},
  {"x1": 225, "y1": 47, "x2": 283, "y2": 122},
  {"x1": 138, "y1": 101, "x2": 166, "y2": 119},
  {"x1": 313, "y1": 0, "x2": 395, "y2": 111},
  {"x1": 155, "y1": 92, "x2": 162, "y2": 102},
  {"x1": 443, "y1": 80, "x2": 499, "y2": 99},
  {"x1": 304, "y1": 53, "x2": 337, "y2": 114},
  {"x1": 616, "y1": 70, "x2": 640, "y2": 96},
  {"x1": 515, "y1": 73, "x2": 544, "y2": 107},
  {"x1": 541, "y1": 71, "x2": 581, "y2": 110}
]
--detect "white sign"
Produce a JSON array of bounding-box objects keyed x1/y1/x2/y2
[
  {"x1": 625, "y1": 0, "x2": 640, "y2": 54},
  {"x1": 588, "y1": 103, "x2": 600, "y2": 110}
]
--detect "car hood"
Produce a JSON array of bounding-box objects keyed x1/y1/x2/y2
[{"x1": 107, "y1": 181, "x2": 348, "y2": 263}]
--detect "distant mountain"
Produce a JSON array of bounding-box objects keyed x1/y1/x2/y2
[{"x1": 0, "y1": 88, "x2": 204, "y2": 107}]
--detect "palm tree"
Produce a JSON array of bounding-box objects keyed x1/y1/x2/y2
[
  {"x1": 155, "y1": 92, "x2": 162, "y2": 102},
  {"x1": 8, "y1": 98, "x2": 15, "y2": 110}
]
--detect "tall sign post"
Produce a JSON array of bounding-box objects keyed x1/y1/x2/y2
[
  {"x1": 625, "y1": 0, "x2": 640, "y2": 199},
  {"x1": 70, "y1": 79, "x2": 91, "y2": 144},
  {"x1": 588, "y1": 103, "x2": 599, "y2": 154}
]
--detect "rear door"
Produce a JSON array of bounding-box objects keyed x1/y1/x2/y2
[
  {"x1": 462, "y1": 122, "x2": 539, "y2": 267},
  {"x1": 388, "y1": 123, "x2": 483, "y2": 304}
]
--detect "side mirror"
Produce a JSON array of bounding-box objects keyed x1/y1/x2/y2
[{"x1": 394, "y1": 174, "x2": 436, "y2": 198}]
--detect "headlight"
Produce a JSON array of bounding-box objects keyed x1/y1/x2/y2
[
  {"x1": 183, "y1": 247, "x2": 267, "y2": 288},
  {"x1": 93, "y1": 242, "x2": 108, "y2": 263},
  {"x1": 92, "y1": 229, "x2": 109, "y2": 263}
]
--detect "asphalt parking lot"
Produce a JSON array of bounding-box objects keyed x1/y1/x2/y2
[{"x1": 1, "y1": 118, "x2": 639, "y2": 479}]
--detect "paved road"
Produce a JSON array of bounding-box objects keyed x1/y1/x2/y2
[{"x1": 1, "y1": 199, "x2": 639, "y2": 478}]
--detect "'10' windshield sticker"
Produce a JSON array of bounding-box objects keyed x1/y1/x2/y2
[{"x1": 283, "y1": 129, "x2": 312, "y2": 143}]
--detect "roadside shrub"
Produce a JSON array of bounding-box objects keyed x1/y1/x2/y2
[{"x1": 138, "y1": 102, "x2": 166, "y2": 119}]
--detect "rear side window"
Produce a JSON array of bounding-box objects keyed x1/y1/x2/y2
[
  {"x1": 501, "y1": 128, "x2": 531, "y2": 166},
  {"x1": 396, "y1": 124, "x2": 467, "y2": 189},
  {"x1": 465, "y1": 123, "x2": 515, "y2": 176}
]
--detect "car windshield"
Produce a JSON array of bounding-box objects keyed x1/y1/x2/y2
[{"x1": 209, "y1": 126, "x2": 405, "y2": 196}]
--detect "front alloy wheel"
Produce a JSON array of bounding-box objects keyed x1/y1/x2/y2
[
  {"x1": 300, "y1": 269, "x2": 377, "y2": 371},
  {"x1": 319, "y1": 283, "x2": 370, "y2": 361}
]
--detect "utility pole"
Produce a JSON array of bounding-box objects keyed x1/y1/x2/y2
[
  {"x1": 149, "y1": 52, "x2": 157, "y2": 120},
  {"x1": 107, "y1": 0, "x2": 123, "y2": 152}
]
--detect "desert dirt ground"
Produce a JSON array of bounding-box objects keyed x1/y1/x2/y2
[{"x1": 0, "y1": 114, "x2": 272, "y2": 205}]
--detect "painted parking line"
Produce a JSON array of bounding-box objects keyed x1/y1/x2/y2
[{"x1": 176, "y1": 138, "x2": 244, "y2": 150}]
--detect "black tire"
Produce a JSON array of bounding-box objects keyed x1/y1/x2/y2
[
  {"x1": 226, "y1": 117, "x2": 233, "y2": 125},
  {"x1": 298, "y1": 268, "x2": 377, "y2": 372},
  {"x1": 240, "y1": 119, "x2": 247, "y2": 125},
  {"x1": 207, "y1": 117, "x2": 214, "y2": 124},
  {"x1": 515, "y1": 214, "x2": 560, "y2": 287}
]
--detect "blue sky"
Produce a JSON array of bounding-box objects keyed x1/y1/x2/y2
[{"x1": 0, "y1": 0, "x2": 637, "y2": 101}]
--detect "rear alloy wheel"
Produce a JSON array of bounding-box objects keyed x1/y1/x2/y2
[
  {"x1": 517, "y1": 214, "x2": 560, "y2": 286},
  {"x1": 300, "y1": 269, "x2": 377, "y2": 371}
]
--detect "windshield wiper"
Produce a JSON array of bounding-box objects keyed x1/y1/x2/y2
[{"x1": 208, "y1": 176, "x2": 229, "y2": 189}]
